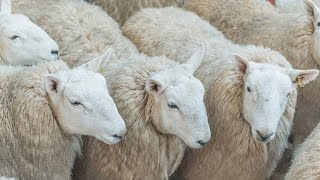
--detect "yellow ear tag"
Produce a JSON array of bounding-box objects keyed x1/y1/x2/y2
[
  {"x1": 296, "y1": 75, "x2": 305, "y2": 88},
  {"x1": 98, "y1": 67, "x2": 107, "y2": 75}
]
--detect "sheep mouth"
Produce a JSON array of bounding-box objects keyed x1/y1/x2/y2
[
  {"x1": 37, "y1": 56, "x2": 59, "y2": 61},
  {"x1": 96, "y1": 135, "x2": 122, "y2": 145},
  {"x1": 254, "y1": 134, "x2": 275, "y2": 144}
]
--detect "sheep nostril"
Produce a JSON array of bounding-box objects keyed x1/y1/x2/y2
[
  {"x1": 51, "y1": 50, "x2": 59, "y2": 56},
  {"x1": 113, "y1": 134, "x2": 124, "y2": 140},
  {"x1": 197, "y1": 140, "x2": 208, "y2": 147}
]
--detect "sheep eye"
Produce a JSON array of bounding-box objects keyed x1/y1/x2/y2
[
  {"x1": 168, "y1": 102, "x2": 179, "y2": 109},
  {"x1": 10, "y1": 35, "x2": 19, "y2": 40},
  {"x1": 287, "y1": 93, "x2": 290, "y2": 97},
  {"x1": 247, "y1": 86, "x2": 251, "y2": 92},
  {"x1": 318, "y1": 22, "x2": 320, "y2": 26},
  {"x1": 70, "y1": 100, "x2": 82, "y2": 106}
]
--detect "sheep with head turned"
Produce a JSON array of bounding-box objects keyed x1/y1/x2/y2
[
  {"x1": 73, "y1": 48, "x2": 211, "y2": 180},
  {"x1": 0, "y1": 0, "x2": 59, "y2": 65},
  {"x1": 10, "y1": 0, "x2": 211, "y2": 179},
  {"x1": 0, "y1": 49, "x2": 126, "y2": 180},
  {"x1": 123, "y1": 7, "x2": 319, "y2": 179},
  {"x1": 11, "y1": 0, "x2": 139, "y2": 67},
  {"x1": 182, "y1": 0, "x2": 320, "y2": 150}
]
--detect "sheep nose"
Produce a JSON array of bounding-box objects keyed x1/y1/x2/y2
[
  {"x1": 51, "y1": 50, "x2": 59, "y2": 56},
  {"x1": 197, "y1": 140, "x2": 209, "y2": 147},
  {"x1": 256, "y1": 130, "x2": 274, "y2": 142},
  {"x1": 113, "y1": 134, "x2": 124, "y2": 140}
]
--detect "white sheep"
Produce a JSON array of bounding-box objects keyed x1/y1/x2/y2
[
  {"x1": 284, "y1": 122, "x2": 320, "y2": 180},
  {"x1": 12, "y1": 0, "x2": 139, "y2": 67},
  {"x1": 0, "y1": 49, "x2": 126, "y2": 179},
  {"x1": 73, "y1": 48, "x2": 211, "y2": 180},
  {"x1": 11, "y1": 0, "x2": 211, "y2": 178},
  {"x1": 0, "y1": 0, "x2": 59, "y2": 65},
  {"x1": 183, "y1": 0, "x2": 320, "y2": 157},
  {"x1": 122, "y1": 7, "x2": 319, "y2": 180}
]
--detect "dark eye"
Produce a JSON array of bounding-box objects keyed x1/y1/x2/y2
[
  {"x1": 168, "y1": 102, "x2": 179, "y2": 109},
  {"x1": 70, "y1": 100, "x2": 82, "y2": 106},
  {"x1": 318, "y1": 22, "x2": 320, "y2": 26},
  {"x1": 287, "y1": 93, "x2": 290, "y2": 97},
  {"x1": 10, "y1": 35, "x2": 19, "y2": 40},
  {"x1": 247, "y1": 86, "x2": 251, "y2": 92}
]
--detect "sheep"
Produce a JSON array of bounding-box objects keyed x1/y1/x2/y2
[
  {"x1": 11, "y1": 1, "x2": 211, "y2": 179},
  {"x1": 11, "y1": 0, "x2": 140, "y2": 68},
  {"x1": 0, "y1": 0, "x2": 59, "y2": 65},
  {"x1": 183, "y1": 0, "x2": 320, "y2": 154},
  {"x1": 0, "y1": 49, "x2": 126, "y2": 180},
  {"x1": 87, "y1": 0, "x2": 183, "y2": 25},
  {"x1": 284, "y1": 122, "x2": 320, "y2": 180},
  {"x1": 122, "y1": 7, "x2": 319, "y2": 180},
  {"x1": 73, "y1": 47, "x2": 211, "y2": 180}
]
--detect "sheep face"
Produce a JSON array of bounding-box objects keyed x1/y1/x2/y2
[
  {"x1": 44, "y1": 49, "x2": 126, "y2": 144},
  {"x1": 235, "y1": 55, "x2": 319, "y2": 143},
  {"x1": 146, "y1": 46, "x2": 211, "y2": 149},
  {"x1": 0, "y1": 0, "x2": 59, "y2": 65}
]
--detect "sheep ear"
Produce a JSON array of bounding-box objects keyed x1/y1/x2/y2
[
  {"x1": 234, "y1": 54, "x2": 250, "y2": 76},
  {"x1": 43, "y1": 74, "x2": 64, "y2": 94},
  {"x1": 1, "y1": 0, "x2": 11, "y2": 14},
  {"x1": 80, "y1": 48, "x2": 113, "y2": 72},
  {"x1": 181, "y1": 44, "x2": 205, "y2": 75},
  {"x1": 288, "y1": 69, "x2": 319, "y2": 85},
  {"x1": 145, "y1": 73, "x2": 167, "y2": 95},
  {"x1": 304, "y1": 0, "x2": 320, "y2": 20}
]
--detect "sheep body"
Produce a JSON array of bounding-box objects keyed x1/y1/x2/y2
[
  {"x1": 123, "y1": 7, "x2": 298, "y2": 180},
  {"x1": 285, "y1": 122, "x2": 320, "y2": 180},
  {"x1": 0, "y1": 61, "x2": 81, "y2": 180},
  {"x1": 87, "y1": 0, "x2": 183, "y2": 25}
]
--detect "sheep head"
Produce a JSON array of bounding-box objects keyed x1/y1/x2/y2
[
  {"x1": 146, "y1": 46, "x2": 211, "y2": 149},
  {"x1": 235, "y1": 54, "x2": 319, "y2": 143},
  {"x1": 0, "y1": 0, "x2": 59, "y2": 65},
  {"x1": 43, "y1": 48, "x2": 126, "y2": 144}
]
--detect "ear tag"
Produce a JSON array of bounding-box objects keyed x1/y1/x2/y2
[
  {"x1": 98, "y1": 67, "x2": 107, "y2": 75},
  {"x1": 296, "y1": 75, "x2": 305, "y2": 88}
]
